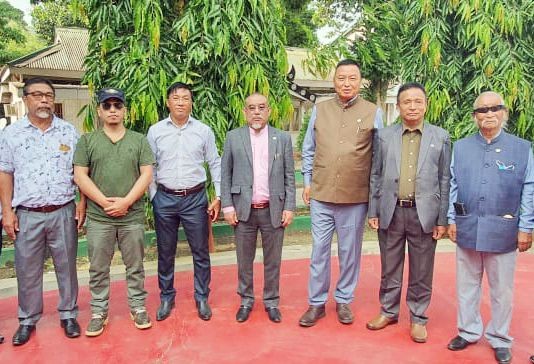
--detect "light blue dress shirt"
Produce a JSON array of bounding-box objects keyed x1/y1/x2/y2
[
  {"x1": 301, "y1": 101, "x2": 384, "y2": 186},
  {"x1": 0, "y1": 116, "x2": 79, "y2": 208},
  {"x1": 447, "y1": 131, "x2": 534, "y2": 232},
  {"x1": 147, "y1": 116, "x2": 221, "y2": 199}
]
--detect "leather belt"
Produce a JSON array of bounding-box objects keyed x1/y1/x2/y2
[
  {"x1": 397, "y1": 199, "x2": 416, "y2": 208},
  {"x1": 158, "y1": 183, "x2": 204, "y2": 197},
  {"x1": 18, "y1": 200, "x2": 73, "y2": 213},
  {"x1": 251, "y1": 201, "x2": 269, "y2": 209}
]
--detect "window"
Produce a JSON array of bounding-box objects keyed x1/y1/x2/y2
[{"x1": 54, "y1": 103, "x2": 63, "y2": 118}]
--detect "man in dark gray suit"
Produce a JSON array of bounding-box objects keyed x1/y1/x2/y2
[
  {"x1": 367, "y1": 82, "x2": 451, "y2": 343},
  {"x1": 221, "y1": 92, "x2": 296, "y2": 323}
]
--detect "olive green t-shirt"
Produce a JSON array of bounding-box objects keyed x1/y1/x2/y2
[{"x1": 74, "y1": 129, "x2": 155, "y2": 225}]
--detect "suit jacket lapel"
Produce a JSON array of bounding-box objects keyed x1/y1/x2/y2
[
  {"x1": 393, "y1": 124, "x2": 403, "y2": 174},
  {"x1": 268, "y1": 126, "x2": 278, "y2": 177},
  {"x1": 241, "y1": 126, "x2": 253, "y2": 168},
  {"x1": 417, "y1": 123, "x2": 432, "y2": 174}
]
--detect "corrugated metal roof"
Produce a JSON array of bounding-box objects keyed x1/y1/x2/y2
[{"x1": 10, "y1": 27, "x2": 88, "y2": 72}]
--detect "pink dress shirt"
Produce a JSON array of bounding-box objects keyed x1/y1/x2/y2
[
  {"x1": 249, "y1": 126, "x2": 270, "y2": 204},
  {"x1": 222, "y1": 126, "x2": 270, "y2": 214}
]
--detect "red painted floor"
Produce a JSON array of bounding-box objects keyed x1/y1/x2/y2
[{"x1": 0, "y1": 253, "x2": 533, "y2": 363}]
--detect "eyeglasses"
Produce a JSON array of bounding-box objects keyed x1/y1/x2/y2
[
  {"x1": 25, "y1": 92, "x2": 55, "y2": 101},
  {"x1": 101, "y1": 102, "x2": 124, "y2": 110},
  {"x1": 473, "y1": 105, "x2": 505, "y2": 114}
]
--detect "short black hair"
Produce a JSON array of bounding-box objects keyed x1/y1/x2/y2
[
  {"x1": 166, "y1": 82, "x2": 193, "y2": 101},
  {"x1": 335, "y1": 59, "x2": 360, "y2": 70},
  {"x1": 397, "y1": 82, "x2": 427, "y2": 103},
  {"x1": 23, "y1": 78, "x2": 55, "y2": 95}
]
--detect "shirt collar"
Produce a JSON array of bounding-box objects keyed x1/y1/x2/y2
[
  {"x1": 249, "y1": 125, "x2": 268, "y2": 137},
  {"x1": 335, "y1": 94, "x2": 359, "y2": 109},
  {"x1": 402, "y1": 121, "x2": 424, "y2": 133},
  {"x1": 22, "y1": 115, "x2": 59, "y2": 131},
  {"x1": 478, "y1": 128, "x2": 503, "y2": 144},
  {"x1": 167, "y1": 115, "x2": 195, "y2": 129}
]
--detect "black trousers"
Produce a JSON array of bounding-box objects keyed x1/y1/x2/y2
[{"x1": 153, "y1": 189, "x2": 211, "y2": 303}]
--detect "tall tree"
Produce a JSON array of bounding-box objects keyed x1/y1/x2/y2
[
  {"x1": 31, "y1": 0, "x2": 88, "y2": 43},
  {"x1": 0, "y1": 1, "x2": 26, "y2": 64},
  {"x1": 281, "y1": 0, "x2": 317, "y2": 47},
  {"x1": 398, "y1": 0, "x2": 534, "y2": 140},
  {"x1": 79, "y1": 0, "x2": 293, "y2": 153}
]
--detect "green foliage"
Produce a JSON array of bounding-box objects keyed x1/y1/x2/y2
[
  {"x1": 296, "y1": 109, "x2": 312, "y2": 152},
  {"x1": 1, "y1": 26, "x2": 46, "y2": 64},
  {"x1": 350, "y1": 1, "x2": 401, "y2": 106},
  {"x1": 79, "y1": 0, "x2": 293, "y2": 153},
  {"x1": 0, "y1": 1, "x2": 26, "y2": 63},
  {"x1": 31, "y1": 0, "x2": 88, "y2": 44},
  {"x1": 310, "y1": 0, "x2": 360, "y2": 28},
  {"x1": 281, "y1": 0, "x2": 318, "y2": 47},
  {"x1": 397, "y1": 0, "x2": 534, "y2": 141}
]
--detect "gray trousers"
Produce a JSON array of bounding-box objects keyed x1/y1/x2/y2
[
  {"x1": 86, "y1": 219, "x2": 147, "y2": 314},
  {"x1": 377, "y1": 206, "x2": 436, "y2": 324},
  {"x1": 234, "y1": 207, "x2": 284, "y2": 308},
  {"x1": 456, "y1": 246, "x2": 517, "y2": 348},
  {"x1": 308, "y1": 199, "x2": 367, "y2": 305},
  {"x1": 15, "y1": 202, "x2": 78, "y2": 325}
]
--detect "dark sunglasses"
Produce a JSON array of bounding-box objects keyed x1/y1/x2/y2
[
  {"x1": 101, "y1": 102, "x2": 124, "y2": 111},
  {"x1": 473, "y1": 104, "x2": 505, "y2": 114}
]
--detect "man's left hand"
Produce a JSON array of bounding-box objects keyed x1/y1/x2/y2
[
  {"x1": 75, "y1": 201, "x2": 86, "y2": 230},
  {"x1": 281, "y1": 210, "x2": 294, "y2": 227},
  {"x1": 104, "y1": 197, "x2": 130, "y2": 217},
  {"x1": 207, "y1": 198, "x2": 221, "y2": 222},
  {"x1": 432, "y1": 225, "x2": 446, "y2": 240},
  {"x1": 517, "y1": 231, "x2": 532, "y2": 252}
]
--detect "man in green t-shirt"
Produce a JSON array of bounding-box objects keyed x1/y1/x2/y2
[{"x1": 73, "y1": 88, "x2": 155, "y2": 337}]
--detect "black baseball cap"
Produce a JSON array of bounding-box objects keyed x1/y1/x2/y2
[{"x1": 97, "y1": 87, "x2": 126, "y2": 104}]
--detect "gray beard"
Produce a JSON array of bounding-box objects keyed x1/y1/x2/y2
[
  {"x1": 250, "y1": 123, "x2": 263, "y2": 130},
  {"x1": 36, "y1": 109, "x2": 52, "y2": 119}
]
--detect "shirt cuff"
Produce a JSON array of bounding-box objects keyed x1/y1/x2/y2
[
  {"x1": 448, "y1": 218, "x2": 456, "y2": 225},
  {"x1": 303, "y1": 174, "x2": 312, "y2": 186},
  {"x1": 149, "y1": 182, "x2": 157, "y2": 201},
  {"x1": 519, "y1": 227, "x2": 533, "y2": 233},
  {"x1": 214, "y1": 182, "x2": 221, "y2": 197},
  {"x1": 222, "y1": 206, "x2": 235, "y2": 214}
]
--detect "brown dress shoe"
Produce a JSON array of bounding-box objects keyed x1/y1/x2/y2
[
  {"x1": 410, "y1": 323, "x2": 427, "y2": 343},
  {"x1": 299, "y1": 305, "x2": 325, "y2": 327},
  {"x1": 366, "y1": 314, "x2": 398, "y2": 330},
  {"x1": 336, "y1": 303, "x2": 354, "y2": 324}
]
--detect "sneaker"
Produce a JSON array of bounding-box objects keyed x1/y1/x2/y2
[
  {"x1": 130, "y1": 308, "x2": 152, "y2": 330},
  {"x1": 85, "y1": 313, "x2": 108, "y2": 337}
]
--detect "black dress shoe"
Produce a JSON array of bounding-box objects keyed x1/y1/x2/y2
[
  {"x1": 265, "y1": 307, "x2": 281, "y2": 323},
  {"x1": 236, "y1": 306, "x2": 252, "y2": 322},
  {"x1": 12, "y1": 325, "x2": 35, "y2": 346},
  {"x1": 60, "y1": 318, "x2": 81, "y2": 338},
  {"x1": 0, "y1": 333, "x2": 4, "y2": 344},
  {"x1": 494, "y1": 347, "x2": 512, "y2": 364},
  {"x1": 447, "y1": 335, "x2": 475, "y2": 351},
  {"x1": 196, "y1": 300, "x2": 212, "y2": 321},
  {"x1": 530, "y1": 354, "x2": 534, "y2": 364},
  {"x1": 156, "y1": 300, "x2": 175, "y2": 321}
]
